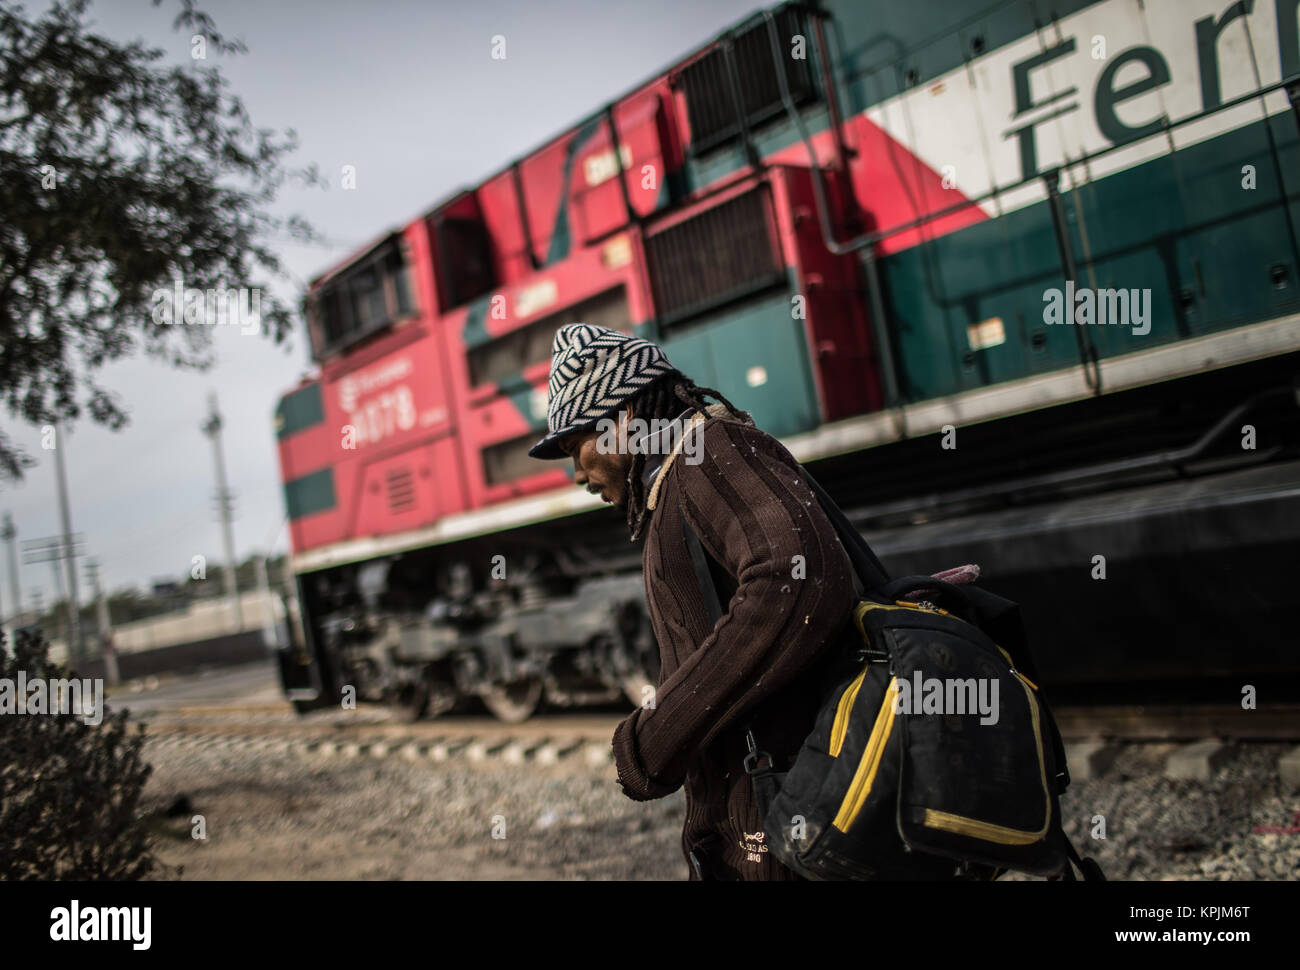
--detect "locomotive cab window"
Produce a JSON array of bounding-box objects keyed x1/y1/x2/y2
[{"x1": 309, "y1": 235, "x2": 415, "y2": 360}]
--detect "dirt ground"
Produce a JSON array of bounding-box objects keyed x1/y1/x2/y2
[{"x1": 142, "y1": 736, "x2": 690, "y2": 880}]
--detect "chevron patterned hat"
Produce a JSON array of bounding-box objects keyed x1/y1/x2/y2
[{"x1": 528, "y1": 323, "x2": 676, "y2": 460}]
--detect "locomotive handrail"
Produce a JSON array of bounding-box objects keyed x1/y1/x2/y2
[{"x1": 835, "y1": 383, "x2": 1299, "y2": 529}]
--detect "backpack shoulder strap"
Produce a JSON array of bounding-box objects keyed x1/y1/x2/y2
[
  {"x1": 681, "y1": 505, "x2": 724, "y2": 625},
  {"x1": 680, "y1": 506, "x2": 776, "y2": 773},
  {"x1": 798, "y1": 470, "x2": 891, "y2": 592}
]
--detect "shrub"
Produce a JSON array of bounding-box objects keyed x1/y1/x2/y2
[{"x1": 0, "y1": 627, "x2": 157, "y2": 879}]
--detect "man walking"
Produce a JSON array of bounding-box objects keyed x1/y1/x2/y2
[{"x1": 529, "y1": 323, "x2": 857, "y2": 881}]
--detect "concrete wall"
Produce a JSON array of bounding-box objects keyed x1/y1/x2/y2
[
  {"x1": 74, "y1": 630, "x2": 273, "y2": 682},
  {"x1": 43, "y1": 589, "x2": 287, "y2": 670}
]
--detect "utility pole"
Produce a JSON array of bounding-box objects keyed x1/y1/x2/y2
[
  {"x1": 51, "y1": 422, "x2": 84, "y2": 663},
  {"x1": 49, "y1": 556, "x2": 67, "y2": 647},
  {"x1": 201, "y1": 392, "x2": 243, "y2": 631},
  {"x1": 31, "y1": 588, "x2": 43, "y2": 634},
  {"x1": 85, "y1": 559, "x2": 119, "y2": 685},
  {"x1": 2, "y1": 513, "x2": 21, "y2": 634}
]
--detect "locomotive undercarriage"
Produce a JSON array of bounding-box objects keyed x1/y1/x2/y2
[{"x1": 296, "y1": 542, "x2": 659, "y2": 723}]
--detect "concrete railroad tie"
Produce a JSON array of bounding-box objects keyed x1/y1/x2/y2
[
  {"x1": 431, "y1": 738, "x2": 474, "y2": 762},
  {"x1": 465, "y1": 739, "x2": 511, "y2": 762},
  {"x1": 1064, "y1": 740, "x2": 1119, "y2": 781},
  {"x1": 1278, "y1": 746, "x2": 1300, "y2": 789},
  {"x1": 536, "y1": 739, "x2": 585, "y2": 765},
  {"x1": 583, "y1": 742, "x2": 614, "y2": 768},
  {"x1": 1164, "y1": 740, "x2": 1231, "y2": 782},
  {"x1": 501, "y1": 739, "x2": 550, "y2": 764}
]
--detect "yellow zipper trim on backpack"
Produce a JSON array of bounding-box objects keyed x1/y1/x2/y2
[
  {"x1": 831, "y1": 677, "x2": 900, "y2": 833},
  {"x1": 895, "y1": 598, "x2": 951, "y2": 616},
  {"x1": 918, "y1": 676, "x2": 1053, "y2": 845},
  {"x1": 829, "y1": 667, "x2": 868, "y2": 758},
  {"x1": 996, "y1": 646, "x2": 1040, "y2": 691},
  {"x1": 854, "y1": 598, "x2": 953, "y2": 633}
]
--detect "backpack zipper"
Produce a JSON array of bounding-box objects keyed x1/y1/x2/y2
[
  {"x1": 831, "y1": 676, "x2": 901, "y2": 833},
  {"x1": 855, "y1": 600, "x2": 1039, "y2": 689},
  {"x1": 853, "y1": 598, "x2": 956, "y2": 640},
  {"x1": 829, "y1": 667, "x2": 868, "y2": 757}
]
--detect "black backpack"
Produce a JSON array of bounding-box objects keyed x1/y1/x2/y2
[{"x1": 681, "y1": 468, "x2": 1104, "y2": 882}]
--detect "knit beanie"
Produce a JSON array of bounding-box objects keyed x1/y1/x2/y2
[{"x1": 528, "y1": 323, "x2": 676, "y2": 460}]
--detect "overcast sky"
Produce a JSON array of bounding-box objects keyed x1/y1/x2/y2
[{"x1": 0, "y1": 0, "x2": 760, "y2": 609}]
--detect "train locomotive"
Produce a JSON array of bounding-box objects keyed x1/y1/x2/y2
[{"x1": 275, "y1": 0, "x2": 1300, "y2": 721}]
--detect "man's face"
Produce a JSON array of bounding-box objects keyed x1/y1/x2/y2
[{"x1": 558, "y1": 407, "x2": 634, "y2": 509}]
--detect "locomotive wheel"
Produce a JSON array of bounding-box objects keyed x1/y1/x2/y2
[
  {"x1": 481, "y1": 678, "x2": 543, "y2": 723},
  {"x1": 425, "y1": 680, "x2": 461, "y2": 720},
  {"x1": 394, "y1": 681, "x2": 429, "y2": 723}
]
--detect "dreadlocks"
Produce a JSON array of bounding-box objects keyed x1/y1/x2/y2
[{"x1": 621, "y1": 371, "x2": 751, "y2": 541}]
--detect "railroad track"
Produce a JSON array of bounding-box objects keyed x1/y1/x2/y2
[
  {"x1": 140, "y1": 728, "x2": 621, "y2": 770},
  {"x1": 126, "y1": 700, "x2": 1300, "y2": 781},
  {"x1": 130, "y1": 702, "x2": 625, "y2": 770},
  {"x1": 1053, "y1": 705, "x2": 1300, "y2": 741},
  {"x1": 129, "y1": 701, "x2": 1300, "y2": 740}
]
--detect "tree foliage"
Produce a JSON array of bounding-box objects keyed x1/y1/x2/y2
[
  {"x1": 0, "y1": 0, "x2": 319, "y2": 481},
  {"x1": 0, "y1": 626, "x2": 158, "y2": 879}
]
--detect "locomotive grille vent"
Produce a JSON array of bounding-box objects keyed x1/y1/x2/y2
[
  {"x1": 644, "y1": 186, "x2": 786, "y2": 329},
  {"x1": 386, "y1": 467, "x2": 416, "y2": 513},
  {"x1": 681, "y1": 5, "x2": 817, "y2": 154}
]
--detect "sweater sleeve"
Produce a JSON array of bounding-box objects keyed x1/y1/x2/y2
[{"x1": 612, "y1": 418, "x2": 855, "y2": 799}]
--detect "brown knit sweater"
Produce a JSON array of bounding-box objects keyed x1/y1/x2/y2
[{"x1": 611, "y1": 411, "x2": 857, "y2": 880}]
